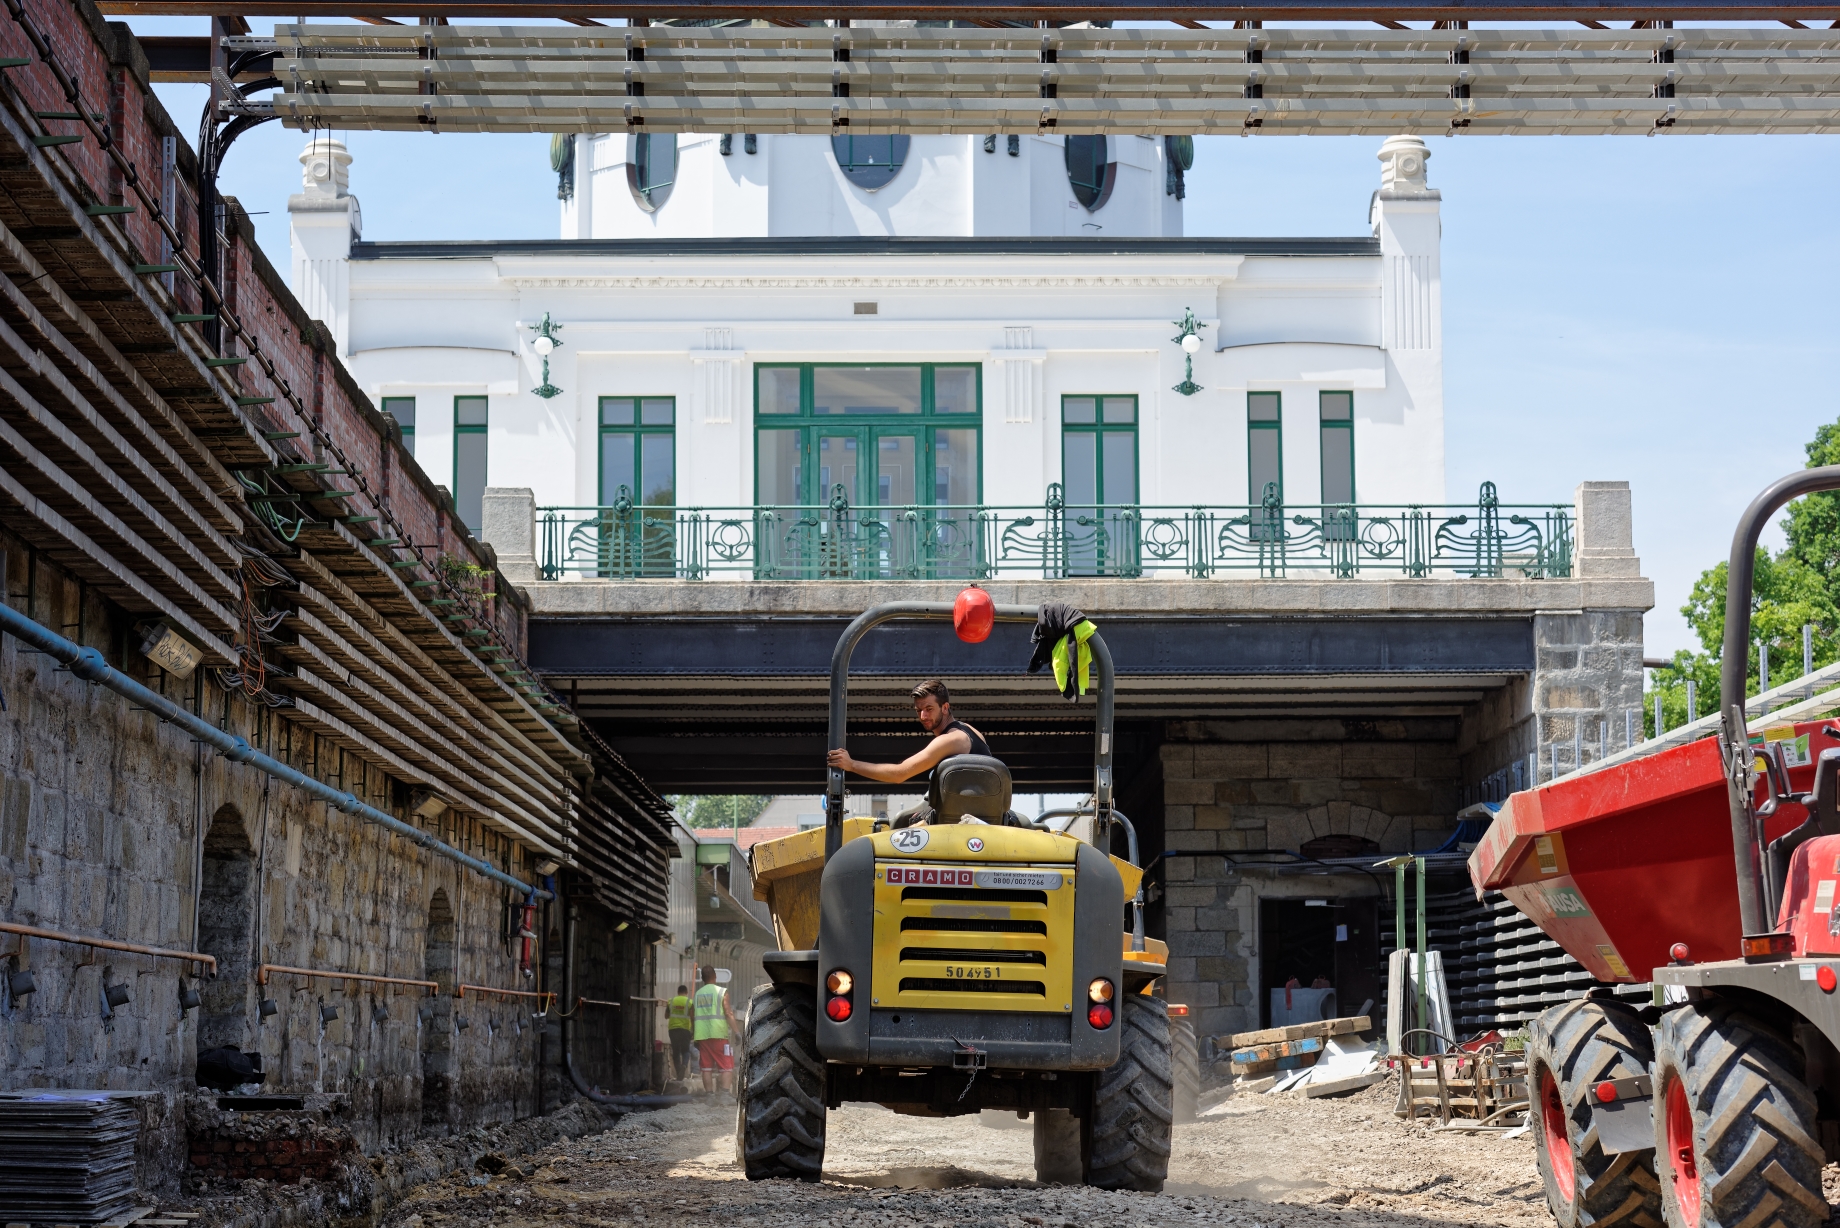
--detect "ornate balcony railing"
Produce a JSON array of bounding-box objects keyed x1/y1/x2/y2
[{"x1": 536, "y1": 482, "x2": 1573, "y2": 582}]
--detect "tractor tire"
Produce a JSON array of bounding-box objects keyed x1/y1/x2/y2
[
  {"x1": 1085, "y1": 994, "x2": 1175, "y2": 1192},
  {"x1": 1653, "y1": 999, "x2": 1827, "y2": 1228},
  {"x1": 1528, "y1": 997, "x2": 1663, "y2": 1228},
  {"x1": 735, "y1": 983, "x2": 827, "y2": 1181},
  {"x1": 1032, "y1": 1108, "x2": 1085, "y2": 1185},
  {"x1": 1170, "y1": 1013, "x2": 1201, "y2": 1123}
]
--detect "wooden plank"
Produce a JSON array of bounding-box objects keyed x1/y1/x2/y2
[
  {"x1": 1230, "y1": 1035, "x2": 1324, "y2": 1065},
  {"x1": 0, "y1": 462, "x2": 235, "y2": 661},
  {"x1": 277, "y1": 644, "x2": 568, "y2": 845},
  {"x1": 0, "y1": 221, "x2": 251, "y2": 534},
  {"x1": 1226, "y1": 1014, "x2": 1371, "y2": 1049},
  {"x1": 0, "y1": 273, "x2": 241, "y2": 567},
  {"x1": 1303, "y1": 1071, "x2": 1388, "y2": 1099},
  {"x1": 285, "y1": 548, "x2": 581, "y2": 776},
  {"x1": 285, "y1": 602, "x2": 565, "y2": 818},
  {"x1": 283, "y1": 685, "x2": 566, "y2": 860},
  {"x1": 0, "y1": 347, "x2": 240, "y2": 597},
  {"x1": 95, "y1": 1208, "x2": 154, "y2": 1228},
  {"x1": 0, "y1": 408, "x2": 239, "y2": 629}
]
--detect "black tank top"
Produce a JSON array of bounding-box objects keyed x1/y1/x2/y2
[{"x1": 940, "y1": 719, "x2": 991, "y2": 758}]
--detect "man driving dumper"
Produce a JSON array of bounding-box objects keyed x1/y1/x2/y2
[
  {"x1": 824, "y1": 678, "x2": 990, "y2": 784},
  {"x1": 825, "y1": 678, "x2": 1002, "y2": 829}
]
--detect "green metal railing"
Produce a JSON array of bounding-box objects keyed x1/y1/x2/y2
[{"x1": 537, "y1": 482, "x2": 1573, "y2": 582}]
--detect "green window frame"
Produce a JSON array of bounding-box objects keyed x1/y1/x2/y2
[
  {"x1": 1060, "y1": 395, "x2": 1139, "y2": 576},
  {"x1": 752, "y1": 363, "x2": 982, "y2": 578},
  {"x1": 382, "y1": 396, "x2": 416, "y2": 457},
  {"x1": 629, "y1": 133, "x2": 677, "y2": 212},
  {"x1": 1247, "y1": 391, "x2": 1283, "y2": 506},
  {"x1": 1060, "y1": 395, "x2": 1139, "y2": 505},
  {"x1": 831, "y1": 135, "x2": 912, "y2": 191},
  {"x1": 598, "y1": 397, "x2": 677, "y2": 506},
  {"x1": 1065, "y1": 136, "x2": 1114, "y2": 211},
  {"x1": 752, "y1": 363, "x2": 983, "y2": 508},
  {"x1": 596, "y1": 397, "x2": 676, "y2": 576},
  {"x1": 1318, "y1": 391, "x2": 1354, "y2": 506},
  {"x1": 453, "y1": 395, "x2": 488, "y2": 533}
]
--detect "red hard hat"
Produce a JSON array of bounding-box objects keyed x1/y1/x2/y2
[{"x1": 954, "y1": 586, "x2": 995, "y2": 643}]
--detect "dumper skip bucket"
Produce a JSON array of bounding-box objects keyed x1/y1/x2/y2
[{"x1": 1468, "y1": 720, "x2": 1829, "y2": 982}]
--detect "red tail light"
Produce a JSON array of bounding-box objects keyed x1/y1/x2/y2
[
  {"x1": 1087, "y1": 1001, "x2": 1114, "y2": 1029},
  {"x1": 826, "y1": 996, "x2": 853, "y2": 1022}
]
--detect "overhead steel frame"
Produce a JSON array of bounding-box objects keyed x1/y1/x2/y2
[{"x1": 222, "y1": 23, "x2": 1840, "y2": 134}]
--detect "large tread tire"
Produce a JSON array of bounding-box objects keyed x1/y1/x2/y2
[
  {"x1": 1085, "y1": 994, "x2": 1175, "y2": 1192},
  {"x1": 1033, "y1": 1108, "x2": 1085, "y2": 1184},
  {"x1": 1170, "y1": 1013, "x2": 1201, "y2": 1123},
  {"x1": 1654, "y1": 999, "x2": 1828, "y2": 1228},
  {"x1": 735, "y1": 983, "x2": 827, "y2": 1182},
  {"x1": 1528, "y1": 998, "x2": 1663, "y2": 1228}
]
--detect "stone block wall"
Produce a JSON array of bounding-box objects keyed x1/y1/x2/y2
[
  {"x1": 0, "y1": 545, "x2": 555, "y2": 1192},
  {"x1": 1157, "y1": 717, "x2": 1461, "y2": 1039},
  {"x1": 1531, "y1": 610, "x2": 1648, "y2": 780}
]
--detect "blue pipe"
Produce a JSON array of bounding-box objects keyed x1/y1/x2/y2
[{"x1": 0, "y1": 599, "x2": 551, "y2": 901}]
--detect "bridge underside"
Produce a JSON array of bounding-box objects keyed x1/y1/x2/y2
[{"x1": 533, "y1": 614, "x2": 1532, "y2": 791}]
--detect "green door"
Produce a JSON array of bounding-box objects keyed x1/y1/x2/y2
[
  {"x1": 754, "y1": 364, "x2": 982, "y2": 578},
  {"x1": 1061, "y1": 395, "x2": 1139, "y2": 575}
]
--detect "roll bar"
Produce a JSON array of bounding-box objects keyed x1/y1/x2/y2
[
  {"x1": 1720, "y1": 466, "x2": 1840, "y2": 939},
  {"x1": 824, "y1": 602, "x2": 1115, "y2": 862}
]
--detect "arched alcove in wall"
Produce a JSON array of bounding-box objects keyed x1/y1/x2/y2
[
  {"x1": 420, "y1": 887, "x2": 456, "y2": 1131},
  {"x1": 197, "y1": 804, "x2": 255, "y2": 1053}
]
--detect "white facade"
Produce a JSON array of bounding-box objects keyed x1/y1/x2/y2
[
  {"x1": 292, "y1": 132, "x2": 1444, "y2": 534},
  {"x1": 560, "y1": 133, "x2": 1185, "y2": 240}
]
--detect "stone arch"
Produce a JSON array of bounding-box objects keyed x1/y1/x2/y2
[
  {"x1": 197, "y1": 804, "x2": 255, "y2": 1052},
  {"x1": 420, "y1": 888, "x2": 456, "y2": 1131},
  {"x1": 1296, "y1": 802, "x2": 1404, "y2": 853}
]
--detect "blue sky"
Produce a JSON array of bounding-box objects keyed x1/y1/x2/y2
[{"x1": 132, "y1": 18, "x2": 1840, "y2": 656}]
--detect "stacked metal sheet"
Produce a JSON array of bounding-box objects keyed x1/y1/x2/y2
[
  {"x1": 1375, "y1": 881, "x2": 1649, "y2": 1037},
  {"x1": 0, "y1": 1090, "x2": 140, "y2": 1221}
]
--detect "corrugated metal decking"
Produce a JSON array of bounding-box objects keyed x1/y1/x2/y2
[{"x1": 226, "y1": 24, "x2": 1840, "y2": 134}]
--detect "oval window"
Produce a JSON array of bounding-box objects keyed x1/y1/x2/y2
[
  {"x1": 831, "y1": 135, "x2": 911, "y2": 192},
  {"x1": 628, "y1": 133, "x2": 677, "y2": 212},
  {"x1": 1065, "y1": 135, "x2": 1115, "y2": 212}
]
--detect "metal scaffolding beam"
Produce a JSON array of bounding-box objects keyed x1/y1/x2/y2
[
  {"x1": 89, "y1": 1, "x2": 1840, "y2": 22},
  {"x1": 229, "y1": 24, "x2": 1840, "y2": 133}
]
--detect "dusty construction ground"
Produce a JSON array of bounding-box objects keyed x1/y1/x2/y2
[{"x1": 383, "y1": 1081, "x2": 1560, "y2": 1228}]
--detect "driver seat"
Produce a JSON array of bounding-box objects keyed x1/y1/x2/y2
[{"x1": 889, "y1": 755, "x2": 1030, "y2": 829}]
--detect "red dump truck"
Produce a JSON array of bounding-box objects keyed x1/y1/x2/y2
[{"x1": 1470, "y1": 468, "x2": 1840, "y2": 1228}]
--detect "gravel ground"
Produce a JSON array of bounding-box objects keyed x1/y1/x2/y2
[{"x1": 382, "y1": 1078, "x2": 1562, "y2": 1228}]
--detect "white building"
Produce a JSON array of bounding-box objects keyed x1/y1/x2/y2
[{"x1": 291, "y1": 131, "x2": 1444, "y2": 573}]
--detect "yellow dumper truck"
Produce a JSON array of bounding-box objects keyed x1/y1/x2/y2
[{"x1": 738, "y1": 599, "x2": 1174, "y2": 1190}]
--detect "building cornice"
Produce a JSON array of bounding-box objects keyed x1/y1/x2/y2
[
  {"x1": 350, "y1": 236, "x2": 1379, "y2": 260},
  {"x1": 496, "y1": 274, "x2": 1238, "y2": 290}
]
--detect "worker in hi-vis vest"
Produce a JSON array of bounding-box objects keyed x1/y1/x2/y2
[
  {"x1": 666, "y1": 984, "x2": 693, "y2": 1080},
  {"x1": 692, "y1": 964, "x2": 737, "y2": 1094}
]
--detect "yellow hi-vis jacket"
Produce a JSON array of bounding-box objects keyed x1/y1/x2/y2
[
  {"x1": 693, "y1": 982, "x2": 729, "y2": 1041},
  {"x1": 666, "y1": 993, "x2": 693, "y2": 1032}
]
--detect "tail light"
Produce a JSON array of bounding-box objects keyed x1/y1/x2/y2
[
  {"x1": 1088, "y1": 1001, "x2": 1115, "y2": 1029},
  {"x1": 826, "y1": 968, "x2": 854, "y2": 1022},
  {"x1": 1088, "y1": 978, "x2": 1114, "y2": 1003}
]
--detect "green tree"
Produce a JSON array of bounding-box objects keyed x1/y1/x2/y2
[
  {"x1": 1647, "y1": 422, "x2": 1840, "y2": 733},
  {"x1": 668, "y1": 794, "x2": 772, "y2": 830}
]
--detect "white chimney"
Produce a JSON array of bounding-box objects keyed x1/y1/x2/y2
[{"x1": 288, "y1": 135, "x2": 361, "y2": 358}]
